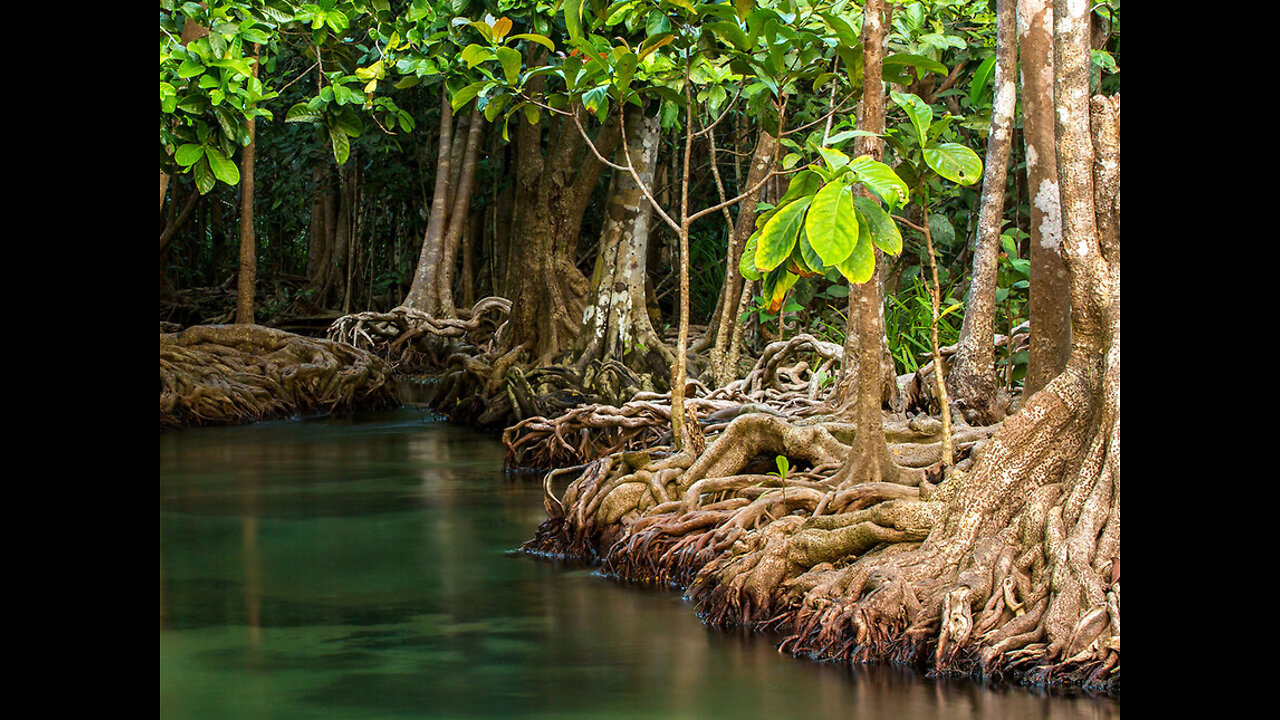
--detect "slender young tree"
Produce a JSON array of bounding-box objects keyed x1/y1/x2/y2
[{"x1": 947, "y1": 0, "x2": 1017, "y2": 424}]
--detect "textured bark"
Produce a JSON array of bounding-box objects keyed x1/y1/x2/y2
[
  {"x1": 437, "y1": 108, "x2": 485, "y2": 317},
  {"x1": 403, "y1": 89, "x2": 455, "y2": 312},
  {"x1": 1019, "y1": 0, "x2": 1070, "y2": 396},
  {"x1": 573, "y1": 107, "x2": 673, "y2": 396},
  {"x1": 705, "y1": 129, "x2": 777, "y2": 386},
  {"x1": 503, "y1": 77, "x2": 620, "y2": 365},
  {"x1": 235, "y1": 49, "x2": 258, "y2": 325},
  {"x1": 948, "y1": 0, "x2": 1017, "y2": 424}
]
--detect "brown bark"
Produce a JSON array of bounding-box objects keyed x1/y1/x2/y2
[
  {"x1": 502, "y1": 72, "x2": 620, "y2": 365},
  {"x1": 947, "y1": 0, "x2": 1017, "y2": 424},
  {"x1": 404, "y1": 88, "x2": 455, "y2": 312},
  {"x1": 573, "y1": 106, "x2": 673, "y2": 393},
  {"x1": 1019, "y1": 0, "x2": 1070, "y2": 396},
  {"x1": 705, "y1": 129, "x2": 777, "y2": 386},
  {"x1": 235, "y1": 49, "x2": 259, "y2": 325}
]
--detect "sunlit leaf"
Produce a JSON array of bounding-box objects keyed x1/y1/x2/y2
[
  {"x1": 755, "y1": 196, "x2": 812, "y2": 272},
  {"x1": 924, "y1": 143, "x2": 983, "y2": 185},
  {"x1": 804, "y1": 180, "x2": 858, "y2": 266}
]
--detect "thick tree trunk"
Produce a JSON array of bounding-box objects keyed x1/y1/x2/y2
[
  {"x1": 437, "y1": 108, "x2": 485, "y2": 318},
  {"x1": 572, "y1": 106, "x2": 673, "y2": 397},
  {"x1": 403, "y1": 89, "x2": 455, "y2": 312},
  {"x1": 947, "y1": 0, "x2": 1017, "y2": 424},
  {"x1": 502, "y1": 91, "x2": 619, "y2": 366},
  {"x1": 1019, "y1": 0, "x2": 1070, "y2": 397}
]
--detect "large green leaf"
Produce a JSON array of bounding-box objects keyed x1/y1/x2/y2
[
  {"x1": 804, "y1": 180, "x2": 858, "y2": 266},
  {"x1": 565, "y1": 0, "x2": 583, "y2": 41},
  {"x1": 461, "y1": 44, "x2": 494, "y2": 69},
  {"x1": 204, "y1": 146, "x2": 240, "y2": 185},
  {"x1": 848, "y1": 156, "x2": 910, "y2": 208},
  {"x1": 924, "y1": 143, "x2": 983, "y2": 185},
  {"x1": 495, "y1": 46, "x2": 522, "y2": 84},
  {"x1": 175, "y1": 144, "x2": 205, "y2": 167},
  {"x1": 755, "y1": 196, "x2": 812, "y2": 272},
  {"x1": 762, "y1": 266, "x2": 799, "y2": 313},
  {"x1": 798, "y1": 228, "x2": 827, "y2": 273},
  {"x1": 852, "y1": 196, "x2": 901, "y2": 255},
  {"x1": 834, "y1": 214, "x2": 875, "y2": 284}
]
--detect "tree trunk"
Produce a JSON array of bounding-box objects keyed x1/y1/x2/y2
[
  {"x1": 437, "y1": 108, "x2": 485, "y2": 317},
  {"x1": 403, "y1": 88, "x2": 455, "y2": 312},
  {"x1": 705, "y1": 129, "x2": 777, "y2": 386},
  {"x1": 235, "y1": 49, "x2": 259, "y2": 325},
  {"x1": 947, "y1": 0, "x2": 1017, "y2": 425},
  {"x1": 501, "y1": 87, "x2": 619, "y2": 366},
  {"x1": 572, "y1": 106, "x2": 673, "y2": 399},
  {"x1": 1019, "y1": 0, "x2": 1070, "y2": 397}
]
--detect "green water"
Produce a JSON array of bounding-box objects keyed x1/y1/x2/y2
[{"x1": 160, "y1": 408, "x2": 1119, "y2": 720}]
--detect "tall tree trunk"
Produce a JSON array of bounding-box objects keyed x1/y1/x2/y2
[
  {"x1": 947, "y1": 0, "x2": 1017, "y2": 425},
  {"x1": 705, "y1": 128, "x2": 777, "y2": 386},
  {"x1": 403, "y1": 88, "x2": 455, "y2": 312},
  {"x1": 437, "y1": 108, "x2": 485, "y2": 317},
  {"x1": 501, "y1": 74, "x2": 619, "y2": 366},
  {"x1": 1019, "y1": 0, "x2": 1070, "y2": 397},
  {"x1": 572, "y1": 106, "x2": 673, "y2": 398},
  {"x1": 235, "y1": 49, "x2": 259, "y2": 325}
]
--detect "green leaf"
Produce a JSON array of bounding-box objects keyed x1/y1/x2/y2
[
  {"x1": 192, "y1": 155, "x2": 216, "y2": 195},
  {"x1": 177, "y1": 59, "x2": 205, "y2": 78},
  {"x1": 891, "y1": 90, "x2": 932, "y2": 147},
  {"x1": 804, "y1": 181, "x2": 858, "y2": 266},
  {"x1": 510, "y1": 33, "x2": 556, "y2": 51},
  {"x1": 646, "y1": 10, "x2": 671, "y2": 36},
  {"x1": 461, "y1": 44, "x2": 494, "y2": 69},
  {"x1": 969, "y1": 55, "x2": 996, "y2": 106},
  {"x1": 175, "y1": 144, "x2": 205, "y2": 167},
  {"x1": 883, "y1": 53, "x2": 949, "y2": 77},
  {"x1": 755, "y1": 196, "x2": 812, "y2": 271},
  {"x1": 797, "y1": 228, "x2": 827, "y2": 273},
  {"x1": 739, "y1": 233, "x2": 762, "y2": 280},
  {"x1": 495, "y1": 46, "x2": 522, "y2": 84},
  {"x1": 285, "y1": 102, "x2": 323, "y2": 123},
  {"x1": 204, "y1": 146, "x2": 240, "y2": 185},
  {"x1": 848, "y1": 156, "x2": 910, "y2": 208},
  {"x1": 329, "y1": 125, "x2": 350, "y2": 165},
  {"x1": 852, "y1": 196, "x2": 902, "y2": 255},
  {"x1": 817, "y1": 146, "x2": 849, "y2": 171},
  {"x1": 834, "y1": 212, "x2": 875, "y2": 284},
  {"x1": 924, "y1": 143, "x2": 983, "y2": 185},
  {"x1": 762, "y1": 267, "x2": 799, "y2": 313},
  {"x1": 451, "y1": 81, "x2": 491, "y2": 112},
  {"x1": 565, "y1": 0, "x2": 583, "y2": 41}
]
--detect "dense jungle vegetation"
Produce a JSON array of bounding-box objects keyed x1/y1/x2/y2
[{"x1": 160, "y1": 0, "x2": 1120, "y2": 695}]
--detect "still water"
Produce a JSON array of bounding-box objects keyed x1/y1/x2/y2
[{"x1": 160, "y1": 408, "x2": 1119, "y2": 720}]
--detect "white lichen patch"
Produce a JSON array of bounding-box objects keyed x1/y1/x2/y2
[{"x1": 1033, "y1": 179, "x2": 1062, "y2": 250}]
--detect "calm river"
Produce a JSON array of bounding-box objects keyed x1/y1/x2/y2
[{"x1": 160, "y1": 408, "x2": 1119, "y2": 719}]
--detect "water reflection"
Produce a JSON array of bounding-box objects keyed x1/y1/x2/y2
[{"x1": 160, "y1": 410, "x2": 1119, "y2": 720}]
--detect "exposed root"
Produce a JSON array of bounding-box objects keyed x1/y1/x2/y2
[
  {"x1": 160, "y1": 324, "x2": 398, "y2": 430},
  {"x1": 327, "y1": 296, "x2": 511, "y2": 371}
]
